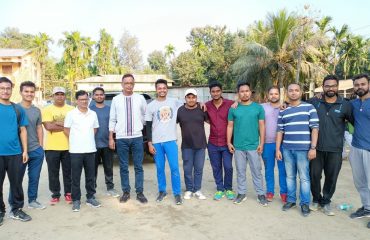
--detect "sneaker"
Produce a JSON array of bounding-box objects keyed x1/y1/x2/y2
[
  {"x1": 184, "y1": 191, "x2": 193, "y2": 200},
  {"x1": 49, "y1": 197, "x2": 60, "y2": 205},
  {"x1": 175, "y1": 195, "x2": 183, "y2": 205},
  {"x1": 156, "y1": 192, "x2": 167, "y2": 202},
  {"x1": 257, "y1": 195, "x2": 268, "y2": 206},
  {"x1": 119, "y1": 192, "x2": 130, "y2": 203},
  {"x1": 0, "y1": 212, "x2": 4, "y2": 226},
  {"x1": 136, "y1": 192, "x2": 148, "y2": 204},
  {"x1": 309, "y1": 202, "x2": 320, "y2": 211},
  {"x1": 350, "y1": 207, "x2": 370, "y2": 219},
  {"x1": 86, "y1": 198, "x2": 101, "y2": 208},
  {"x1": 367, "y1": 221, "x2": 370, "y2": 229},
  {"x1": 301, "y1": 204, "x2": 310, "y2": 217},
  {"x1": 65, "y1": 193, "x2": 72, "y2": 204},
  {"x1": 225, "y1": 190, "x2": 236, "y2": 200},
  {"x1": 194, "y1": 191, "x2": 206, "y2": 200},
  {"x1": 107, "y1": 189, "x2": 120, "y2": 198},
  {"x1": 282, "y1": 202, "x2": 296, "y2": 211},
  {"x1": 322, "y1": 204, "x2": 335, "y2": 216},
  {"x1": 11, "y1": 209, "x2": 32, "y2": 222},
  {"x1": 28, "y1": 200, "x2": 46, "y2": 210},
  {"x1": 280, "y1": 193, "x2": 287, "y2": 203},
  {"x1": 214, "y1": 191, "x2": 225, "y2": 201},
  {"x1": 72, "y1": 201, "x2": 81, "y2": 212},
  {"x1": 266, "y1": 192, "x2": 274, "y2": 202},
  {"x1": 233, "y1": 194, "x2": 247, "y2": 204}
]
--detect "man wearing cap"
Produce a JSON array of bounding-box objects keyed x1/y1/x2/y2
[
  {"x1": 42, "y1": 87, "x2": 74, "y2": 205},
  {"x1": 177, "y1": 89, "x2": 208, "y2": 200}
]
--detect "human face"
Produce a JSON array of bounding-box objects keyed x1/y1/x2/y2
[
  {"x1": 185, "y1": 94, "x2": 197, "y2": 107},
  {"x1": 53, "y1": 92, "x2": 66, "y2": 105},
  {"x1": 287, "y1": 84, "x2": 302, "y2": 102},
  {"x1": 20, "y1": 86, "x2": 35, "y2": 102},
  {"x1": 93, "y1": 90, "x2": 105, "y2": 104},
  {"x1": 238, "y1": 85, "x2": 252, "y2": 102},
  {"x1": 122, "y1": 76, "x2": 135, "y2": 95},
  {"x1": 210, "y1": 86, "x2": 222, "y2": 101},
  {"x1": 156, "y1": 83, "x2": 168, "y2": 98},
  {"x1": 268, "y1": 88, "x2": 280, "y2": 103},
  {"x1": 323, "y1": 79, "x2": 338, "y2": 98},
  {"x1": 76, "y1": 94, "x2": 89, "y2": 110},
  {"x1": 353, "y1": 77, "x2": 369, "y2": 97},
  {"x1": 0, "y1": 82, "x2": 12, "y2": 101}
]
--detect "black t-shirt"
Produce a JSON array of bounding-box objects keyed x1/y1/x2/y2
[{"x1": 177, "y1": 105, "x2": 208, "y2": 149}]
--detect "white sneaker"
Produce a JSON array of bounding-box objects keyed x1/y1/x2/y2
[
  {"x1": 28, "y1": 200, "x2": 46, "y2": 210},
  {"x1": 194, "y1": 191, "x2": 206, "y2": 200},
  {"x1": 184, "y1": 191, "x2": 193, "y2": 200},
  {"x1": 106, "y1": 189, "x2": 120, "y2": 198}
]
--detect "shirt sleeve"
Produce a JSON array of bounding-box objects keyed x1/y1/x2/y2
[
  {"x1": 36, "y1": 108, "x2": 42, "y2": 126},
  {"x1": 227, "y1": 108, "x2": 234, "y2": 122},
  {"x1": 140, "y1": 95, "x2": 147, "y2": 125},
  {"x1": 258, "y1": 104, "x2": 265, "y2": 120},
  {"x1": 308, "y1": 105, "x2": 319, "y2": 129},
  {"x1": 145, "y1": 103, "x2": 153, "y2": 122},
  {"x1": 277, "y1": 111, "x2": 284, "y2": 132},
  {"x1": 108, "y1": 98, "x2": 117, "y2": 131},
  {"x1": 93, "y1": 112, "x2": 99, "y2": 128},
  {"x1": 19, "y1": 106, "x2": 28, "y2": 127},
  {"x1": 64, "y1": 112, "x2": 72, "y2": 128}
]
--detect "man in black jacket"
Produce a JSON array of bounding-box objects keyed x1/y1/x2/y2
[{"x1": 307, "y1": 75, "x2": 353, "y2": 216}]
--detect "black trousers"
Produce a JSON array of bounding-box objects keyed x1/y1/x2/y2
[
  {"x1": 310, "y1": 150, "x2": 342, "y2": 205},
  {"x1": 0, "y1": 155, "x2": 24, "y2": 212},
  {"x1": 71, "y1": 152, "x2": 96, "y2": 201},
  {"x1": 45, "y1": 150, "x2": 71, "y2": 198},
  {"x1": 95, "y1": 147, "x2": 114, "y2": 190}
]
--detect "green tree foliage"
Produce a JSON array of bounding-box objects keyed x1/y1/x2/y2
[
  {"x1": 0, "y1": 27, "x2": 33, "y2": 48},
  {"x1": 171, "y1": 51, "x2": 207, "y2": 86},
  {"x1": 95, "y1": 29, "x2": 115, "y2": 75},
  {"x1": 147, "y1": 50, "x2": 168, "y2": 73}
]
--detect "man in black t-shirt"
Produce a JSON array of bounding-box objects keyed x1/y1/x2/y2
[{"x1": 177, "y1": 89, "x2": 208, "y2": 200}]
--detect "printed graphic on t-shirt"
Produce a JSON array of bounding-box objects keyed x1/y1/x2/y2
[{"x1": 156, "y1": 106, "x2": 173, "y2": 123}]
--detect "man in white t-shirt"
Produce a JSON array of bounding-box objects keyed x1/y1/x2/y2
[{"x1": 64, "y1": 90, "x2": 100, "y2": 212}]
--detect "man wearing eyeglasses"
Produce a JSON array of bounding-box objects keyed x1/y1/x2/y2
[{"x1": 307, "y1": 75, "x2": 353, "y2": 216}]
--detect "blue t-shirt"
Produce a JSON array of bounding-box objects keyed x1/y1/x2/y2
[
  {"x1": 90, "y1": 105, "x2": 110, "y2": 148},
  {"x1": 351, "y1": 98, "x2": 370, "y2": 150},
  {"x1": 0, "y1": 103, "x2": 28, "y2": 155}
]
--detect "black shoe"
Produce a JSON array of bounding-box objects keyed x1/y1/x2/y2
[
  {"x1": 119, "y1": 192, "x2": 130, "y2": 203},
  {"x1": 257, "y1": 195, "x2": 268, "y2": 206},
  {"x1": 175, "y1": 195, "x2": 183, "y2": 205},
  {"x1": 233, "y1": 194, "x2": 247, "y2": 204},
  {"x1": 0, "y1": 212, "x2": 4, "y2": 226},
  {"x1": 136, "y1": 192, "x2": 148, "y2": 204},
  {"x1": 301, "y1": 204, "x2": 310, "y2": 217},
  {"x1": 282, "y1": 202, "x2": 296, "y2": 211},
  {"x1": 11, "y1": 209, "x2": 32, "y2": 222},
  {"x1": 156, "y1": 192, "x2": 167, "y2": 202},
  {"x1": 350, "y1": 207, "x2": 370, "y2": 219}
]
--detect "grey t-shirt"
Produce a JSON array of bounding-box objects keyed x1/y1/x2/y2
[
  {"x1": 145, "y1": 98, "x2": 183, "y2": 144},
  {"x1": 20, "y1": 104, "x2": 42, "y2": 151}
]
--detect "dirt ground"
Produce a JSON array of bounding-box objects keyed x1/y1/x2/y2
[{"x1": 1, "y1": 126, "x2": 369, "y2": 240}]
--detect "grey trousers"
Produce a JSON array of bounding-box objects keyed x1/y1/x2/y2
[
  {"x1": 234, "y1": 150, "x2": 265, "y2": 195},
  {"x1": 349, "y1": 146, "x2": 370, "y2": 210}
]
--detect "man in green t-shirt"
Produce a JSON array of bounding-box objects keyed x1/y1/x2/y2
[{"x1": 227, "y1": 82, "x2": 267, "y2": 206}]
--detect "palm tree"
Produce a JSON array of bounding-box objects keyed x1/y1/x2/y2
[
  {"x1": 164, "y1": 44, "x2": 176, "y2": 62},
  {"x1": 331, "y1": 24, "x2": 349, "y2": 74}
]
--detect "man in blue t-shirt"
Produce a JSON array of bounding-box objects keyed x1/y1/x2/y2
[
  {"x1": 90, "y1": 87, "x2": 119, "y2": 198},
  {"x1": 0, "y1": 77, "x2": 31, "y2": 225}
]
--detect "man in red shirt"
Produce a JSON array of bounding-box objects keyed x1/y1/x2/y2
[{"x1": 205, "y1": 81, "x2": 235, "y2": 201}]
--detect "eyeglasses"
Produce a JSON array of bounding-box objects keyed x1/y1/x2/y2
[
  {"x1": 323, "y1": 84, "x2": 338, "y2": 89},
  {"x1": 0, "y1": 87, "x2": 12, "y2": 92}
]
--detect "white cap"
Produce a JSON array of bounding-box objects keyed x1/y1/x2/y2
[
  {"x1": 52, "y1": 86, "x2": 66, "y2": 94},
  {"x1": 185, "y1": 88, "x2": 197, "y2": 97}
]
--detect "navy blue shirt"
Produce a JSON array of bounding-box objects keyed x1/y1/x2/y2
[
  {"x1": 90, "y1": 105, "x2": 110, "y2": 148},
  {"x1": 0, "y1": 103, "x2": 28, "y2": 155},
  {"x1": 351, "y1": 98, "x2": 370, "y2": 150}
]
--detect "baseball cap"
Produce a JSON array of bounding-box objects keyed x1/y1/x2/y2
[
  {"x1": 185, "y1": 88, "x2": 197, "y2": 97},
  {"x1": 52, "y1": 87, "x2": 66, "y2": 94}
]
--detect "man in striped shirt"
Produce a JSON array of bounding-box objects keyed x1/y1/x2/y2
[{"x1": 276, "y1": 83, "x2": 319, "y2": 217}]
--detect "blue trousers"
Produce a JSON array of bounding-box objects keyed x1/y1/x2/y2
[
  {"x1": 207, "y1": 143, "x2": 233, "y2": 191},
  {"x1": 182, "y1": 148, "x2": 205, "y2": 192},
  {"x1": 153, "y1": 141, "x2": 181, "y2": 196}
]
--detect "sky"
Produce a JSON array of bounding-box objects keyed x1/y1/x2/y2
[{"x1": 1, "y1": 0, "x2": 369, "y2": 62}]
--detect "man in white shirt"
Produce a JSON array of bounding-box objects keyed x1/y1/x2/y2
[{"x1": 64, "y1": 90, "x2": 100, "y2": 212}]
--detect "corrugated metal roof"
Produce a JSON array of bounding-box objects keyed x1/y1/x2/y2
[{"x1": 0, "y1": 48, "x2": 30, "y2": 57}]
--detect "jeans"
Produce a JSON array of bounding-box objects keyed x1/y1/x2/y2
[
  {"x1": 283, "y1": 149, "x2": 311, "y2": 206},
  {"x1": 182, "y1": 148, "x2": 205, "y2": 192},
  {"x1": 70, "y1": 152, "x2": 96, "y2": 201},
  {"x1": 262, "y1": 143, "x2": 287, "y2": 195},
  {"x1": 95, "y1": 147, "x2": 114, "y2": 190},
  {"x1": 9, "y1": 146, "x2": 44, "y2": 204},
  {"x1": 45, "y1": 150, "x2": 71, "y2": 198},
  {"x1": 153, "y1": 141, "x2": 181, "y2": 196},
  {"x1": 116, "y1": 137, "x2": 144, "y2": 193},
  {"x1": 207, "y1": 143, "x2": 233, "y2": 191}
]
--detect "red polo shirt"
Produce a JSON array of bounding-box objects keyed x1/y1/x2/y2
[{"x1": 205, "y1": 98, "x2": 234, "y2": 146}]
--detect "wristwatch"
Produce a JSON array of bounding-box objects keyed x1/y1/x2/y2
[{"x1": 310, "y1": 145, "x2": 316, "y2": 150}]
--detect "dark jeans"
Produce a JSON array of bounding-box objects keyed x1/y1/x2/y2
[
  {"x1": 207, "y1": 143, "x2": 233, "y2": 191},
  {"x1": 182, "y1": 148, "x2": 206, "y2": 192},
  {"x1": 0, "y1": 154, "x2": 24, "y2": 212},
  {"x1": 45, "y1": 150, "x2": 72, "y2": 198},
  {"x1": 310, "y1": 150, "x2": 342, "y2": 205},
  {"x1": 70, "y1": 152, "x2": 96, "y2": 201},
  {"x1": 116, "y1": 137, "x2": 144, "y2": 193},
  {"x1": 95, "y1": 147, "x2": 114, "y2": 190},
  {"x1": 9, "y1": 146, "x2": 44, "y2": 204}
]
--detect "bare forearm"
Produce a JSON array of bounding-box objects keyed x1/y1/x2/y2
[
  {"x1": 311, "y1": 128, "x2": 319, "y2": 147},
  {"x1": 64, "y1": 128, "x2": 70, "y2": 137},
  {"x1": 37, "y1": 125, "x2": 43, "y2": 147},
  {"x1": 259, "y1": 122, "x2": 265, "y2": 146},
  {"x1": 227, "y1": 125, "x2": 233, "y2": 144},
  {"x1": 43, "y1": 122, "x2": 64, "y2": 132},
  {"x1": 20, "y1": 127, "x2": 28, "y2": 153},
  {"x1": 276, "y1": 132, "x2": 283, "y2": 150}
]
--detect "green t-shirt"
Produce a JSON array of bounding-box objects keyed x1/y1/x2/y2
[{"x1": 228, "y1": 102, "x2": 265, "y2": 151}]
